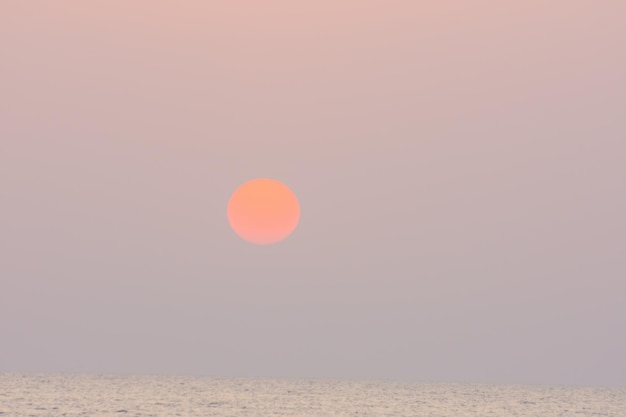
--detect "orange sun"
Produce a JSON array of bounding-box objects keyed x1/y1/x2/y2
[{"x1": 227, "y1": 178, "x2": 300, "y2": 245}]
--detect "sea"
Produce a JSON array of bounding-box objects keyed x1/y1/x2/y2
[{"x1": 1, "y1": 374, "x2": 624, "y2": 417}]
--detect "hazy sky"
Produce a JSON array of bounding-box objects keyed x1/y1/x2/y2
[{"x1": 1, "y1": 1, "x2": 625, "y2": 386}]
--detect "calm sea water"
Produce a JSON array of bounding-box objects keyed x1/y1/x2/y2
[{"x1": 1, "y1": 374, "x2": 624, "y2": 417}]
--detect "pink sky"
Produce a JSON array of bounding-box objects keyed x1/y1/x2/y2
[{"x1": 1, "y1": 1, "x2": 625, "y2": 385}]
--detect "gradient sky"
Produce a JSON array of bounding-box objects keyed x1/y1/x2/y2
[{"x1": 1, "y1": 1, "x2": 625, "y2": 386}]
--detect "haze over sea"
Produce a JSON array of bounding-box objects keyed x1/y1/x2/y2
[{"x1": 1, "y1": 374, "x2": 624, "y2": 417}]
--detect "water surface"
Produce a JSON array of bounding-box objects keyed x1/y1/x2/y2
[{"x1": 1, "y1": 374, "x2": 624, "y2": 416}]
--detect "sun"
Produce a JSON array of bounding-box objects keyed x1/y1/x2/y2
[{"x1": 227, "y1": 178, "x2": 300, "y2": 245}]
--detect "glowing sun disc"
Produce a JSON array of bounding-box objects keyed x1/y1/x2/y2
[{"x1": 227, "y1": 178, "x2": 300, "y2": 245}]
